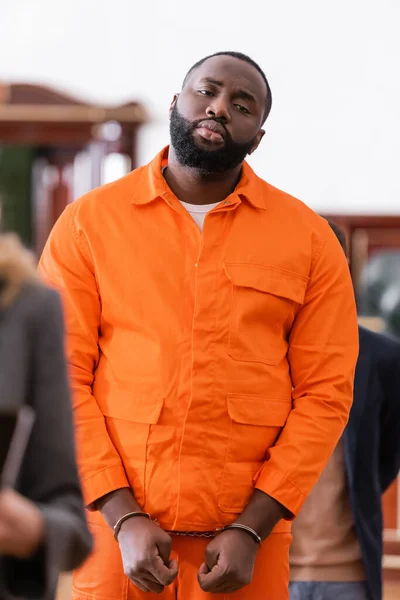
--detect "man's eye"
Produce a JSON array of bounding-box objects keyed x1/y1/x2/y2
[
  {"x1": 235, "y1": 104, "x2": 250, "y2": 114},
  {"x1": 198, "y1": 90, "x2": 213, "y2": 96}
]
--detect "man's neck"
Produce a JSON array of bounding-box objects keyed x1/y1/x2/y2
[{"x1": 163, "y1": 147, "x2": 242, "y2": 206}]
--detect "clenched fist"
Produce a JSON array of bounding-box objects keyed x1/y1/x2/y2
[
  {"x1": 118, "y1": 516, "x2": 178, "y2": 594},
  {"x1": 198, "y1": 528, "x2": 259, "y2": 594}
]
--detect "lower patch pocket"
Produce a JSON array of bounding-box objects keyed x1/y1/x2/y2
[{"x1": 218, "y1": 394, "x2": 292, "y2": 513}]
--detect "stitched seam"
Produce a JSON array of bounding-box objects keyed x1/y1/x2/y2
[
  {"x1": 259, "y1": 464, "x2": 307, "y2": 498},
  {"x1": 310, "y1": 237, "x2": 328, "y2": 273},
  {"x1": 68, "y1": 206, "x2": 101, "y2": 296},
  {"x1": 224, "y1": 262, "x2": 310, "y2": 282},
  {"x1": 72, "y1": 586, "x2": 117, "y2": 600},
  {"x1": 227, "y1": 394, "x2": 291, "y2": 402},
  {"x1": 80, "y1": 463, "x2": 125, "y2": 483}
]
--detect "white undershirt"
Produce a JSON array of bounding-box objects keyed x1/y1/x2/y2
[{"x1": 179, "y1": 200, "x2": 220, "y2": 232}]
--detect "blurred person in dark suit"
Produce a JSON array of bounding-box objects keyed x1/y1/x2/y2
[
  {"x1": 289, "y1": 222, "x2": 400, "y2": 600},
  {"x1": 0, "y1": 232, "x2": 92, "y2": 600}
]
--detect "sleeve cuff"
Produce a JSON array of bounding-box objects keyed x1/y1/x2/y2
[
  {"x1": 254, "y1": 463, "x2": 307, "y2": 518},
  {"x1": 81, "y1": 464, "x2": 130, "y2": 509}
]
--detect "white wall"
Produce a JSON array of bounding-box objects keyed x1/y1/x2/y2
[{"x1": 1, "y1": 0, "x2": 399, "y2": 214}]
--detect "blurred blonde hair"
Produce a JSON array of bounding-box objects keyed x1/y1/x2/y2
[{"x1": 0, "y1": 232, "x2": 37, "y2": 309}]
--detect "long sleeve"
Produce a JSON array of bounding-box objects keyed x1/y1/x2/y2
[
  {"x1": 254, "y1": 225, "x2": 359, "y2": 516},
  {"x1": 38, "y1": 205, "x2": 129, "y2": 507},
  {"x1": 2, "y1": 287, "x2": 92, "y2": 600},
  {"x1": 379, "y1": 338, "x2": 400, "y2": 492}
]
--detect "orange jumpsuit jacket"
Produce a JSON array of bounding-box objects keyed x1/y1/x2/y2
[{"x1": 39, "y1": 147, "x2": 359, "y2": 535}]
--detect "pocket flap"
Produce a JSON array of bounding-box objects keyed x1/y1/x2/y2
[
  {"x1": 93, "y1": 382, "x2": 164, "y2": 424},
  {"x1": 227, "y1": 394, "x2": 292, "y2": 427},
  {"x1": 224, "y1": 263, "x2": 308, "y2": 304}
]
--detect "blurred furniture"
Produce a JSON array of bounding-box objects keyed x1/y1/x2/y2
[
  {"x1": 323, "y1": 214, "x2": 400, "y2": 583},
  {"x1": 0, "y1": 82, "x2": 147, "y2": 254},
  {"x1": 322, "y1": 215, "x2": 400, "y2": 312}
]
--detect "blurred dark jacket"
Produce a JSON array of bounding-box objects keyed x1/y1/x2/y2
[
  {"x1": 344, "y1": 325, "x2": 400, "y2": 600},
  {"x1": 0, "y1": 233, "x2": 92, "y2": 600}
]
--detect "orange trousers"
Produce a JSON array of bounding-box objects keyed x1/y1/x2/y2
[{"x1": 72, "y1": 520, "x2": 291, "y2": 600}]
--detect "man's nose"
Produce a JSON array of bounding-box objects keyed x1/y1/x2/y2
[{"x1": 205, "y1": 98, "x2": 231, "y2": 123}]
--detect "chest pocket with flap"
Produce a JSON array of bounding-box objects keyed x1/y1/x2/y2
[{"x1": 224, "y1": 263, "x2": 309, "y2": 366}]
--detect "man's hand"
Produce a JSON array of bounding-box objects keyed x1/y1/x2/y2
[
  {"x1": 197, "y1": 529, "x2": 258, "y2": 594},
  {"x1": 96, "y1": 488, "x2": 178, "y2": 594},
  {"x1": 0, "y1": 488, "x2": 44, "y2": 558},
  {"x1": 118, "y1": 517, "x2": 178, "y2": 594}
]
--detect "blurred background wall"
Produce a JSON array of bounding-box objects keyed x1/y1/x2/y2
[{"x1": 0, "y1": 0, "x2": 399, "y2": 215}]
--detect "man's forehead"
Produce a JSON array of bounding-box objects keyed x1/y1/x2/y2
[{"x1": 188, "y1": 55, "x2": 266, "y2": 96}]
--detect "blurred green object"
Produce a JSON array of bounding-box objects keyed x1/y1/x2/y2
[
  {"x1": 0, "y1": 145, "x2": 34, "y2": 247},
  {"x1": 361, "y1": 251, "x2": 400, "y2": 337}
]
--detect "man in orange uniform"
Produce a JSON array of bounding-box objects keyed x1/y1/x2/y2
[{"x1": 39, "y1": 51, "x2": 359, "y2": 599}]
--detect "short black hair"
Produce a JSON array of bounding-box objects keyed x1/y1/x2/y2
[
  {"x1": 182, "y1": 51, "x2": 272, "y2": 123},
  {"x1": 328, "y1": 221, "x2": 348, "y2": 256}
]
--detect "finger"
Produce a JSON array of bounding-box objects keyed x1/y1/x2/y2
[
  {"x1": 209, "y1": 572, "x2": 252, "y2": 594},
  {"x1": 212, "y1": 580, "x2": 243, "y2": 594},
  {"x1": 137, "y1": 561, "x2": 178, "y2": 588},
  {"x1": 130, "y1": 568, "x2": 166, "y2": 592},
  {"x1": 198, "y1": 564, "x2": 226, "y2": 592},
  {"x1": 204, "y1": 545, "x2": 219, "y2": 570},
  {"x1": 139, "y1": 578, "x2": 165, "y2": 594},
  {"x1": 149, "y1": 555, "x2": 178, "y2": 586},
  {"x1": 168, "y1": 558, "x2": 179, "y2": 576},
  {"x1": 200, "y1": 576, "x2": 241, "y2": 595},
  {"x1": 157, "y1": 537, "x2": 172, "y2": 565},
  {"x1": 198, "y1": 562, "x2": 209, "y2": 576},
  {"x1": 135, "y1": 569, "x2": 164, "y2": 586},
  {"x1": 130, "y1": 578, "x2": 151, "y2": 593}
]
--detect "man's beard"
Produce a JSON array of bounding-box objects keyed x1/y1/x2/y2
[{"x1": 169, "y1": 104, "x2": 257, "y2": 175}]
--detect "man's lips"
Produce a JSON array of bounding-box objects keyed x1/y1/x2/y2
[{"x1": 196, "y1": 120, "x2": 226, "y2": 143}]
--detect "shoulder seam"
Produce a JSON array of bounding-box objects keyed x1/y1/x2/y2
[
  {"x1": 66, "y1": 205, "x2": 95, "y2": 272},
  {"x1": 310, "y1": 237, "x2": 328, "y2": 273}
]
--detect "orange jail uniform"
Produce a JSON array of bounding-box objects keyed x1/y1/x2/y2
[
  {"x1": 73, "y1": 523, "x2": 291, "y2": 600},
  {"x1": 39, "y1": 147, "x2": 359, "y2": 599}
]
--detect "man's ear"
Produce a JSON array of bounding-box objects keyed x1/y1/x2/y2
[
  {"x1": 169, "y1": 94, "x2": 179, "y2": 116},
  {"x1": 248, "y1": 129, "x2": 265, "y2": 155}
]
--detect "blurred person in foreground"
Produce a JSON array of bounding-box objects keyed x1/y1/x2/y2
[
  {"x1": 39, "y1": 51, "x2": 358, "y2": 599},
  {"x1": 0, "y1": 232, "x2": 92, "y2": 600},
  {"x1": 289, "y1": 222, "x2": 400, "y2": 600}
]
